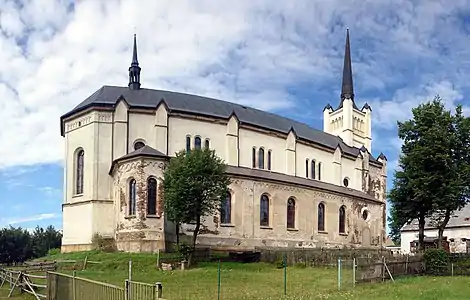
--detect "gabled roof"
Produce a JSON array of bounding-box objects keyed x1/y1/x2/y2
[
  {"x1": 61, "y1": 85, "x2": 383, "y2": 165},
  {"x1": 401, "y1": 204, "x2": 470, "y2": 231},
  {"x1": 117, "y1": 145, "x2": 167, "y2": 161},
  {"x1": 108, "y1": 145, "x2": 168, "y2": 174},
  {"x1": 225, "y1": 165, "x2": 379, "y2": 203}
]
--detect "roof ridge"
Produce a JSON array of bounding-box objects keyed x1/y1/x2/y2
[{"x1": 62, "y1": 85, "x2": 381, "y2": 163}]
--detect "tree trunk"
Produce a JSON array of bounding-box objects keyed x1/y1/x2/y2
[
  {"x1": 418, "y1": 214, "x2": 426, "y2": 252},
  {"x1": 189, "y1": 215, "x2": 201, "y2": 266},
  {"x1": 175, "y1": 222, "x2": 180, "y2": 245},
  {"x1": 437, "y1": 209, "x2": 451, "y2": 250}
]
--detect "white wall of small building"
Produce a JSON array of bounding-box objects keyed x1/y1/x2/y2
[{"x1": 401, "y1": 227, "x2": 470, "y2": 254}]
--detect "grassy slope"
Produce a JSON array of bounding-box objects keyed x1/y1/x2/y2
[{"x1": 0, "y1": 251, "x2": 467, "y2": 299}]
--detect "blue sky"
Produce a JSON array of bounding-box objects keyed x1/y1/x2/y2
[{"x1": 1, "y1": 0, "x2": 470, "y2": 232}]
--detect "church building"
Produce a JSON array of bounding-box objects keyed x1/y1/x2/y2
[{"x1": 60, "y1": 30, "x2": 387, "y2": 253}]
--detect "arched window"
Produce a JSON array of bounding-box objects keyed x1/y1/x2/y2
[
  {"x1": 134, "y1": 141, "x2": 145, "y2": 151},
  {"x1": 311, "y1": 160, "x2": 316, "y2": 179},
  {"x1": 205, "y1": 139, "x2": 210, "y2": 149},
  {"x1": 318, "y1": 203, "x2": 325, "y2": 232},
  {"x1": 129, "y1": 179, "x2": 136, "y2": 216},
  {"x1": 75, "y1": 149, "x2": 84, "y2": 194},
  {"x1": 186, "y1": 136, "x2": 191, "y2": 153},
  {"x1": 147, "y1": 178, "x2": 157, "y2": 215},
  {"x1": 258, "y1": 148, "x2": 265, "y2": 169},
  {"x1": 260, "y1": 194, "x2": 270, "y2": 227},
  {"x1": 305, "y1": 159, "x2": 309, "y2": 178},
  {"x1": 220, "y1": 193, "x2": 232, "y2": 224},
  {"x1": 287, "y1": 198, "x2": 296, "y2": 229},
  {"x1": 339, "y1": 205, "x2": 346, "y2": 233},
  {"x1": 252, "y1": 147, "x2": 256, "y2": 168},
  {"x1": 194, "y1": 136, "x2": 202, "y2": 150},
  {"x1": 318, "y1": 162, "x2": 322, "y2": 180},
  {"x1": 267, "y1": 150, "x2": 272, "y2": 171}
]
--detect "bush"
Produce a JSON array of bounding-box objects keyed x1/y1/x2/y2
[
  {"x1": 423, "y1": 249, "x2": 450, "y2": 275},
  {"x1": 91, "y1": 233, "x2": 117, "y2": 252},
  {"x1": 176, "y1": 243, "x2": 193, "y2": 261},
  {"x1": 47, "y1": 248, "x2": 61, "y2": 256}
]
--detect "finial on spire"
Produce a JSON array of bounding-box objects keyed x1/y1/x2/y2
[{"x1": 128, "y1": 34, "x2": 141, "y2": 90}]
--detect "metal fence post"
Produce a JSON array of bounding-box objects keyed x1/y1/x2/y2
[
  {"x1": 125, "y1": 279, "x2": 129, "y2": 300},
  {"x1": 155, "y1": 282, "x2": 162, "y2": 299},
  {"x1": 337, "y1": 257, "x2": 342, "y2": 291},
  {"x1": 72, "y1": 270, "x2": 76, "y2": 300},
  {"x1": 283, "y1": 252, "x2": 287, "y2": 296},
  {"x1": 451, "y1": 263, "x2": 454, "y2": 276},
  {"x1": 353, "y1": 258, "x2": 356, "y2": 288}
]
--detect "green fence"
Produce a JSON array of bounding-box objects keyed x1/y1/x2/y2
[{"x1": 47, "y1": 272, "x2": 163, "y2": 300}]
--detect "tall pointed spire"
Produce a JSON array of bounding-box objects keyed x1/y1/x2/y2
[
  {"x1": 128, "y1": 34, "x2": 141, "y2": 90},
  {"x1": 338, "y1": 28, "x2": 358, "y2": 109}
]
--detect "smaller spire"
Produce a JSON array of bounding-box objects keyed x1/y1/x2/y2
[
  {"x1": 131, "y1": 34, "x2": 139, "y2": 67},
  {"x1": 128, "y1": 34, "x2": 141, "y2": 90}
]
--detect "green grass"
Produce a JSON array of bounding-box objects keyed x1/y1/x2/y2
[{"x1": 1, "y1": 251, "x2": 469, "y2": 299}]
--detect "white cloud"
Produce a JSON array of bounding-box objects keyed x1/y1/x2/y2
[
  {"x1": 0, "y1": 0, "x2": 469, "y2": 169},
  {"x1": 371, "y1": 81, "x2": 464, "y2": 130},
  {"x1": 0, "y1": 213, "x2": 58, "y2": 226}
]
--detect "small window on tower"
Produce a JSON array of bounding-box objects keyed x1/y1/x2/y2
[{"x1": 134, "y1": 141, "x2": 145, "y2": 150}]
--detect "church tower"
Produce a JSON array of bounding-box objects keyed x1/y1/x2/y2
[{"x1": 323, "y1": 29, "x2": 372, "y2": 152}]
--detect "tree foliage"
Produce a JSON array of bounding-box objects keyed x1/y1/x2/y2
[
  {"x1": 162, "y1": 147, "x2": 231, "y2": 254},
  {"x1": 0, "y1": 225, "x2": 62, "y2": 265},
  {"x1": 388, "y1": 96, "x2": 470, "y2": 250}
]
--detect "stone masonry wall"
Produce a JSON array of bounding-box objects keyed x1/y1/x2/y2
[
  {"x1": 181, "y1": 176, "x2": 385, "y2": 251},
  {"x1": 113, "y1": 158, "x2": 167, "y2": 252}
]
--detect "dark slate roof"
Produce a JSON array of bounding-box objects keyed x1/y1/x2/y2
[
  {"x1": 225, "y1": 165, "x2": 379, "y2": 202},
  {"x1": 61, "y1": 85, "x2": 382, "y2": 165},
  {"x1": 108, "y1": 145, "x2": 167, "y2": 175},
  {"x1": 401, "y1": 204, "x2": 470, "y2": 231},
  {"x1": 118, "y1": 145, "x2": 167, "y2": 160}
]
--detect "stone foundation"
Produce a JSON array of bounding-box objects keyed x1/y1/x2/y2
[{"x1": 61, "y1": 244, "x2": 93, "y2": 253}]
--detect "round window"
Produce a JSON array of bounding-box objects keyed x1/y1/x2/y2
[
  {"x1": 134, "y1": 141, "x2": 145, "y2": 150},
  {"x1": 362, "y1": 210, "x2": 369, "y2": 221},
  {"x1": 343, "y1": 178, "x2": 349, "y2": 187}
]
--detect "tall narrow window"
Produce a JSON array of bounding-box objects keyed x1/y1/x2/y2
[
  {"x1": 76, "y1": 149, "x2": 84, "y2": 194},
  {"x1": 318, "y1": 162, "x2": 322, "y2": 180},
  {"x1": 205, "y1": 139, "x2": 210, "y2": 149},
  {"x1": 311, "y1": 160, "x2": 316, "y2": 179},
  {"x1": 194, "y1": 136, "x2": 202, "y2": 149},
  {"x1": 186, "y1": 136, "x2": 191, "y2": 153},
  {"x1": 267, "y1": 150, "x2": 272, "y2": 171},
  {"x1": 147, "y1": 178, "x2": 157, "y2": 215},
  {"x1": 318, "y1": 203, "x2": 325, "y2": 232},
  {"x1": 339, "y1": 205, "x2": 346, "y2": 234},
  {"x1": 260, "y1": 194, "x2": 270, "y2": 227},
  {"x1": 129, "y1": 179, "x2": 136, "y2": 216},
  {"x1": 258, "y1": 148, "x2": 265, "y2": 169},
  {"x1": 305, "y1": 159, "x2": 309, "y2": 178},
  {"x1": 220, "y1": 193, "x2": 232, "y2": 224},
  {"x1": 287, "y1": 198, "x2": 296, "y2": 229},
  {"x1": 252, "y1": 147, "x2": 256, "y2": 168}
]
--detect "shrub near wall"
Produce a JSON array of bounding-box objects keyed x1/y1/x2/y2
[{"x1": 423, "y1": 249, "x2": 450, "y2": 275}]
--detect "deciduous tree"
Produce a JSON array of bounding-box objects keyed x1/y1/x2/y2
[
  {"x1": 162, "y1": 147, "x2": 231, "y2": 261},
  {"x1": 388, "y1": 96, "x2": 470, "y2": 251}
]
